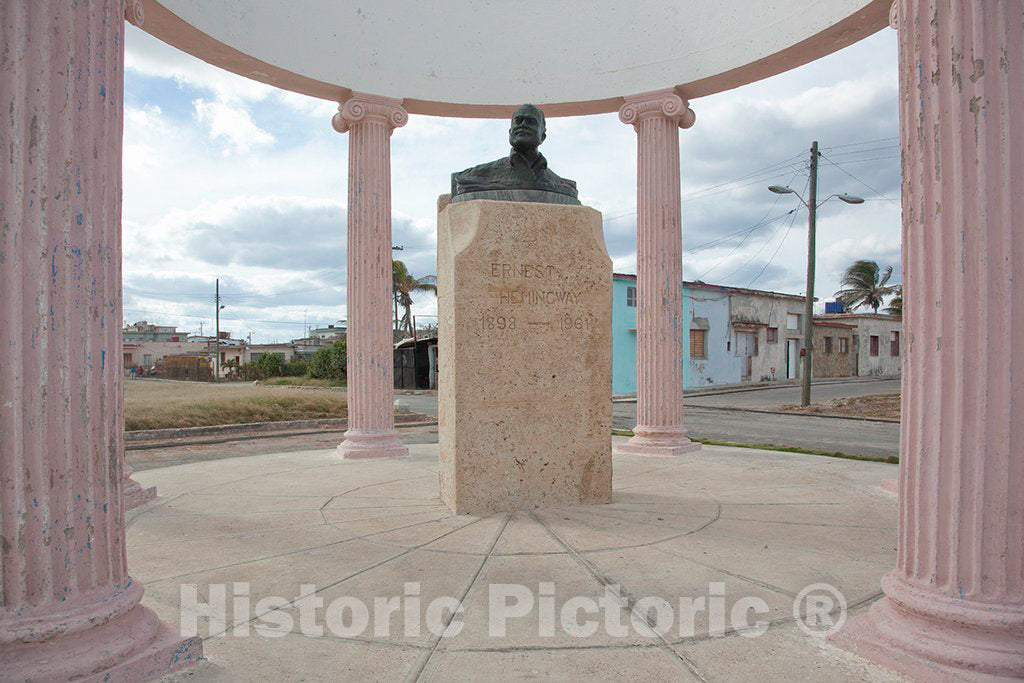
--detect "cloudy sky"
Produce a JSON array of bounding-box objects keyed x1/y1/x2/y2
[{"x1": 122, "y1": 25, "x2": 901, "y2": 344}]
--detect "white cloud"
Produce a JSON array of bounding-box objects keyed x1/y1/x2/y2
[
  {"x1": 125, "y1": 26, "x2": 276, "y2": 104},
  {"x1": 193, "y1": 98, "x2": 275, "y2": 154},
  {"x1": 122, "y1": 23, "x2": 902, "y2": 342}
]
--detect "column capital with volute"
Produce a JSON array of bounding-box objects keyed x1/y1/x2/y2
[
  {"x1": 618, "y1": 88, "x2": 696, "y2": 129},
  {"x1": 332, "y1": 93, "x2": 408, "y2": 134}
]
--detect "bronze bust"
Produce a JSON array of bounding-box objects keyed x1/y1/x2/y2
[{"x1": 450, "y1": 104, "x2": 580, "y2": 205}]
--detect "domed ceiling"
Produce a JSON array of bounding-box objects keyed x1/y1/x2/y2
[{"x1": 140, "y1": 0, "x2": 890, "y2": 116}]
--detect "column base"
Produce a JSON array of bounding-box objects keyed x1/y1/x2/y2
[
  {"x1": 124, "y1": 470, "x2": 157, "y2": 510},
  {"x1": 831, "y1": 572, "x2": 1024, "y2": 680},
  {"x1": 615, "y1": 427, "x2": 702, "y2": 456},
  {"x1": 337, "y1": 429, "x2": 409, "y2": 459},
  {"x1": 1, "y1": 601, "x2": 201, "y2": 681}
]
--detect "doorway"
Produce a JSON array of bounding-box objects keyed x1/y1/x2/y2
[
  {"x1": 786, "y1": 338, "x2": 799, "y2": 379},
  {"x1": 735, "y1": 331, "x2": 758, "y2": 380}
]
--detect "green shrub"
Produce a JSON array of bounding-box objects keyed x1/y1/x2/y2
[
  {"x1": 237, "y1": 363, "x2": 262, "y2": 381},
  {"x1": 283, "y1": 358, "x2": 308, "y2": 376},
  {"x1": 254, "y1": 352, "x2": 286, "y2": 378},
  {"x1": 308, "y1": 340, "x2": 346, "y2": 380}
]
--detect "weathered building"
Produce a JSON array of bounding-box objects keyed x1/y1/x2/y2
[
  {"x1": 123, "y1": 320, "x2": 183, "y2": 342},
  {"x1": 812, "y1": 319, "x2": 857, "y2": 378},
  {"x1": 815, "y1": 313, "x2": 902, "y2": 376},
  {"x1": 720, "y1": 284, "x2": 807, "y2": 383},
  {"x1": 684, "y1": 282, "x2": 734, "y2": 387},
  {"x1": 612, "y1": 274, "x2": 811, "y2": 392}
]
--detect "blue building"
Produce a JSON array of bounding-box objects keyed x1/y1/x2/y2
[
  {"x1": 611, "y1": 274, "x2": 807, "y2": 395},
  {"x1": 611, "y1": 274, "x2": 639, "y2": 394}
]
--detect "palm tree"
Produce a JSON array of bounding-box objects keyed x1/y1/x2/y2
[
  {"x1": 392, "y1": 260, "x2": 437, "y2": 336},
  {"x1": 834, "y1": 259, "x2": 898, "y2": 313},
  {"x1": 885, "y1": 285, "x2": 903, "y2": 316}
]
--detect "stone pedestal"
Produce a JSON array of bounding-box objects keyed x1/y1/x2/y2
[
  {"x1": 831, "y1": 1, "x2": 1024, "y2": 679},
  {"x1": 437, "y1": 199, "x2": 612, "y2": 515},
  {"x1": 0, "y1": 2, "x2": 201, "y2": 679}
]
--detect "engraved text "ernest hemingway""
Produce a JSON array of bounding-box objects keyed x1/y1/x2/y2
[
  {"x1": 499, "y1": 290, "x2": 582, "y2": 305},
  {"x1": 490, "y1": 263, "x2": 558, "y2": 279}
]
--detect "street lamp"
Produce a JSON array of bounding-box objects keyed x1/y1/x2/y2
[{"x1": 768, "y1": 141, "x2": 864, "y2": 406}]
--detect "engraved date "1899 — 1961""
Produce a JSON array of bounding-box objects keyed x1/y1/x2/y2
[{"x1": 478, "y1": 313, "x2": 593, "y2": 333}]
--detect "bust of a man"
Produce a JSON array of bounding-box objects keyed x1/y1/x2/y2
[{"x1": 450, "y1": 104, "x2": 580, "y2": 205}]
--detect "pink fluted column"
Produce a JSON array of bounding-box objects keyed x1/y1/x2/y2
[
  {"x1": 617, "y1": 89, "x2": 701, "y2": 456},
  {"x1": 332, "y1": 94, "x2": 409, "y2": 459},
  {"x1": 0, "y1": 1, "x2": 201, "y2": 679},
  {"x1": 832, "y1": 1, "x2": 1024, "y2": 678}
]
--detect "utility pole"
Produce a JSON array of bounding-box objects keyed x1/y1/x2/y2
[
  {"x1": 801, "y1": 141, "x2": 819, "y2": 407},
  {"x1": 214, "y1": 278, "x2": 221, "y2": 382}
]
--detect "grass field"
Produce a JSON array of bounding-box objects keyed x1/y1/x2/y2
[
  {"x1": 124, "y1": 380, "x2": 347, "y2": 431},
  {"x1": 261, "y1": 376, "x2": 346, "y2": 388}
]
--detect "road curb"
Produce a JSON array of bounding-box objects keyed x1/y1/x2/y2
[
  {"x1": 612, "y1": 376, "x2": 900, "y2": 402},
  {"x1": 687, "y1": 404, "x2": 899, "y2": 424},
  {"x1": 125, "y1": 414, "x2": 435, "y2": 444}
]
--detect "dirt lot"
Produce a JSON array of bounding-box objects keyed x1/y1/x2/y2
[
  {"x1": 782, "y1": 392, "x2": 900, "y2": 420},
  {"x1": 124, "y1": 379, "x2": 347, "y2": 430}
]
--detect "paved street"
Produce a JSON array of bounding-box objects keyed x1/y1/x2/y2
[
  {"x1": 685, "y1": 378, "x2": 900, "y2": 409},
  {"x1": 395, "y1": 378, "x2": 900, "y2": 460},
  {"x1": 612, "y1": 404, "x2": 898, "y2": 458}
]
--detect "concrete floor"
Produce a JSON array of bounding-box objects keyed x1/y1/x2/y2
[{"x1": 135, "y1": 438, "x2": 903, "y2": 681}]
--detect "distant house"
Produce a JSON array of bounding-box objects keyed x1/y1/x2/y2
[
  {"x1": 122, "y1": 324, "x2": 213, "y2": 371},
  {"x1": 815, "y1": 313, "x2": 902, "y2": 376},
  {"x1": 123, "y1": 320, "x2": 183, "y2": 342},
  {"x1": 123, "y1": 323, "x2": 246, "y2": 375},
  {"x1": 308, "y1": 322, "x2": 346, "y2": 340},
  {"x1": 611, "y1": 274, "x2": 809, "y2": 394},
  {"x1": 246, "y1": 341, "x2": 322, "y2": 364},
  {"x1": 713, "y1": 282, "x2": 807, "y2": 384},
  {"x1": 811, "y1": 319, "x2": 857, "y2": 378}
]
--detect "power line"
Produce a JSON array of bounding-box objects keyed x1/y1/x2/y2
[
  {"x1": 684, "y1": 209, "x2": 796, "y2": 256},
  {"x1": 123, "y1": 307, "x2": 332, "y2": 327},
  {"x1": 681, "y1": 166, "x2": 807, "y2": 204},
  {"x1": 745, "y1": 207, "x2": 802, "y2": 289},
  {"x1": 824, "y1": 144, "x2": 900, "y2": 158},
  {"x1": 680, "y1": 153, "x2": 806, "y2": 198},
  {"x1": 742, "y1": 170, "x2": 813, "y2": 288},
  {"x1": 694, "y1": 170, "x2": 802, "y2": 280},
  {"x1": 818, "y1": 152, "x2": 900, "y2": 204},
  {"x1": 822, "y1": 136, "x2": 899, "y2": 150},
  {"x1": 601, "y1": 151, "x2": 807, "y2": 224},
  {"x1": 823, "y1": 154, "x2": 900, "y2": 165},
  {"x1": 221, "y1": 280, "x2": 346, "y2": 302}
]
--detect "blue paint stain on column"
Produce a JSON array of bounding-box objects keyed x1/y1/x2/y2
[
  {"x1": 51, "y1": 253, "x2": 58, "y2": 283},
  {"x1": 98, "y1": 84, "x2": 105, "y2": 98},
  {"x1": 101, "y1": 349, "x2": 105, "y2": 369},
  {"x1": 49, "y1": 305, "x2": 55, "y2": 331},
  {"x1": 76, "y1": 213, "x2": 83, "y2": 226}
]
